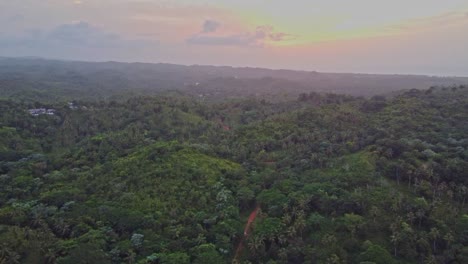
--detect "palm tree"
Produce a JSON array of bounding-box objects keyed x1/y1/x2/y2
[
  {"x1": 429, "y1": 227, "x2": 440, "y2": 252},
  {"x1": 53, "y1": 219, "x2": 70, "y2": 238},
  {"x1": 277, "y1": 233, "x2": 288, "y2": 246},
  {"x1": 390, "y1": 232, "x2": 400, "y2": 257},
  {"x1": 31, "y1": 214, "x2": 45, "y2": 228},
  {"x1": 278, "y1": 248, "x2": 288, "y2": 262},
  {"x1": 443, "y1": 231, "x2": 454, "y2": 247},
  {"x1": 370, "y1": 206, "x2": 379, "y2": 223},
  {"x1": 406, "y1": 211, "x2": 416, "y2": 225},
  {"x1": 424, "y1": 254, "x2": 437, "y2": 264},
  {"x1": 458, "y1": 185, "x2": 467, "y2": 208},
  {"x1": 294, "y1": 210, "x2": 306, "y2": 237},
  {"x1": 297, "y1": 197, "x2": 310, "y2": 210},
  {"x1": 42, "y1": 248, "x2": 57, "y2": 264},
  {"x1": 247, "y1": 235, "x2": 265, "y2": 255},
  {"x1": 416, "y1": 209, "x2": 425, "y2": 228},
  {"x1": 0, "y1": 245, "x2": 21, "y2": 264},
  {"x1": 326, "y1": 254, "x2": 342, "y2": 264},
  {"x1": 286, "y1": 225, "x2": 297, "y2": 238},
  {"x1": 321, "y1": 234, "x2": 337, "y2": 248},
  {"x1": 0, "y1": 244, "x2": 10, "y2": 260},
  {"x1": 282, "y1": 213, "x2": 292, "y2": 225},
  {"x1": 124, "y1": 250, "x2": 136, "y2": 264}
]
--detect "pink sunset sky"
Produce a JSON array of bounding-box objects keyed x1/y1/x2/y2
[{"x1": 1, "y1": 0, "x2": 467, "y2": 75}]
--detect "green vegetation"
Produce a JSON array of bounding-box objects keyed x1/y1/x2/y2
[{"x1": 0, "y1": 81, "x2": 467, "y2": 263}]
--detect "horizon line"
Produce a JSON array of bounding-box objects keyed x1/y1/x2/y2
[{"x1": 1, "y1": 55, "x2": 467, "y2": 79}]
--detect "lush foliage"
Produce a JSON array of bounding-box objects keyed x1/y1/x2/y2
[{"x1": 0, "y1": 83, "x2": 468, "y2": 263}]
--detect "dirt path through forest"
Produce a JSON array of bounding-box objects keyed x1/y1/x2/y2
[{"x1": 233, "y1": 205, "x2": 260, "y2": 263}]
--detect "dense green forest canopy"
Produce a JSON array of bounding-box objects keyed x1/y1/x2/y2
[{"x1": 0, "y1": 59, "x2": 467, "y2": 263}]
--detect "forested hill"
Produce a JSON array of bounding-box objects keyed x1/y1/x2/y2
[
  {"x1": 1, "y1": 84, "x2": 467, "y2": 263},
  {"x1": 1, "y1": 57, "x2": 467, "y2": 102}
]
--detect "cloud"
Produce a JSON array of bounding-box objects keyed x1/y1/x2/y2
[
  {"x1": 387, "y1": 11, "x2": 468, "y2": 33},
  {"x1": 46, "y1": 22, "x2": 125, "y2": 47},
  {"x1": 6, "y1": 14, "x2": 24, "y2": 23},
  {"x1": 187, "y1": 34, "x2": 253, "y2": 46},
  {"x1": 268, "y1": 32, "x2": 294, "y2": 42},
  {"x1": 0, "y1": 21, "x2": 153, "y2": 49},
  {"x1": 187, "y1": 24, "x2": 295, "y2": 47},
  {"x1": 202, "y1": 20, "x2": 220, "y2": 33},
  {"x1": 0, "y1": 21, "x2": 157, "y2": 60},
  {"x1": 254, "y1": 26, "x2": 295, "y2": 42}
]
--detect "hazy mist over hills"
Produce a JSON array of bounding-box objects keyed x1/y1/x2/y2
[{"x1": 1, "y1": 57, "x2": 467, "y2": 102}]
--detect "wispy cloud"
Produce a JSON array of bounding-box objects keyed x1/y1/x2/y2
[
  {"x1": 0, "y1": 21, "x2": 154, "y2": 49},
  {"x1": 0, "y1": 21, "x2": 157, "y2": 61},
  {"x1": 187, "y1": 21, "x2": 295, "y2": 47},
  {"x1": 386, "y1": 11, "x2": 468, "y2": 33},
  {"x1": 202, "y1": 20, "x2": 220, "y2": 33},
  {"x1": 48, "y1": 22, "x2": 119, "y2": 46},
  {"x1": 5, "y1": 14, "x2": 24, "y2": 23}
]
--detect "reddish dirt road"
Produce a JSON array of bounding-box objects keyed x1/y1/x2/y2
[{"x1": 233, "y1": 205, "x2": 260, "y2": 263}]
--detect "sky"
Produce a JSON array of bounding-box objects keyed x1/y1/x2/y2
[{"x1": 0, "y1": 0, "x2": 467, "y2": 76}]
